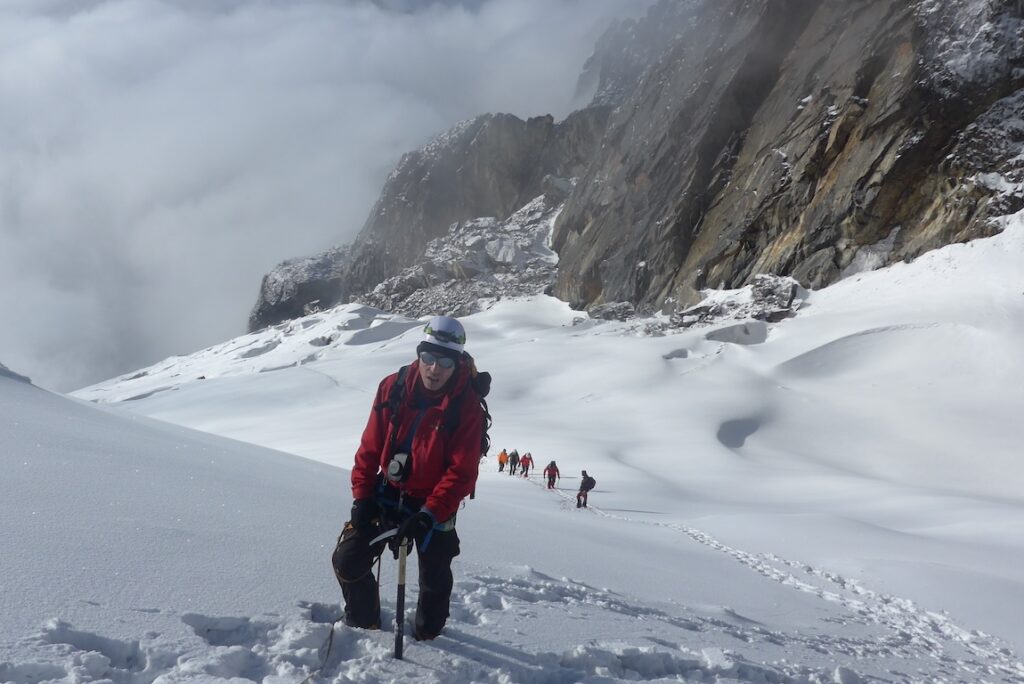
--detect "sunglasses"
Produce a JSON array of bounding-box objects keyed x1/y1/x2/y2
[
  {"x1": 418, "y1": 350, "x2": 457, "y2": 369},
  {"x1": 424, "y1": 324, "x2": 466, "y2": 346}
]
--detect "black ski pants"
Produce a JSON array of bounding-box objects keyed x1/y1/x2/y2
[{"x1": 332, "y1": 523, "x2": 461, "y2": 639}]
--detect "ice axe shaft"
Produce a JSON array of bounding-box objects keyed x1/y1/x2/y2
[
  {"x1": 367, "y1": 525, "x2": 409, "y2": 658},
  {"x1": 395, "y1": 541, "x2": 407, "y2": 659}
]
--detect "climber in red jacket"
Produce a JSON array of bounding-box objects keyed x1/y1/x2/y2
[
  {"x1": 332, "y1": 315, "x2": 483, "y2": 642},
  {"x1": 543, "y1": 460, "x2": 560, "y2": 489}
]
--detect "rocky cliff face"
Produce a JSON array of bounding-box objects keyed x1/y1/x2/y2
[
  {"x1": 552, "y1": 0, "x2": 1024, "y2": 311},
  {"x1": 251, "y1": 0, "x2": 1023, "y2": 330},
  {"x1": 574, "y1": 0, "x2": 702, "y2": 108},
  {"x1": 249, "y1": 108, "x2": 608, "y2": 330}
]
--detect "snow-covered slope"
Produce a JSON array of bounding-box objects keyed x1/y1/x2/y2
[
  {"x1": 0, "y1": 371, "x2": 345, "y2": 680},
  {"x1": 6, "y1": 212, "x2": 1024, "y2": 682}
]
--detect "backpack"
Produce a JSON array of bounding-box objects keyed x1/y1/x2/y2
[
  {"x1": 381, "y1": 358, "x2": 492, "y2": 498},
  {"x1": 582, "y1": 476, "x2": 596, "y2": 491}
]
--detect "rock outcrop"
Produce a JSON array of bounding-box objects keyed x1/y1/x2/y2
[
  {"x1": 552, "y1": 0, "x2": 1024, "y2": 312},
  {"x1": 359, "y1": 181, "x2": 566, "y2": 318},
  {"x1": 249, "y1": 109, "x2": 609, "y2": 330},
  {"x1": 248, "y1": 246, "x2": 352, "y2": 328}
]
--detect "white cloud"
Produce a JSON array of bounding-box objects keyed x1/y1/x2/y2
[{"x1": 0, "y1": 0, "x2": 646, "y2": 391}]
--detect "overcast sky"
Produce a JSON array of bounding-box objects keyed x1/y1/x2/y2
[{"x1": 0, "y1": 0, "x2": 646, "y2": 392}]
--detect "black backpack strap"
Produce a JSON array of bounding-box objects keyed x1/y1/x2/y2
[
  {"x1": 374, "y1": 365, "x2": 409, "y2": 454},
  {"x1": 443, "y1": 391, "x2": 464, "y2": 434},
  {"x1": 442, "y1": 373, "x2": 491, "y2": 453},
  {"x1": 442, "y1": 368, "x2": 492, "y2": 502},
  {"x1": 478, "y1": 396, "x2": 492, "y2": 456}
]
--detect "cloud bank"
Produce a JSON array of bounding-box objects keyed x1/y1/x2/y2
[{"x1": 0, "y1": 0, "x2": 645, "y2": 391}]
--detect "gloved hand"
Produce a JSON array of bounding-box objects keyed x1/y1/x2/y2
[
  {"x1": 397, "y1": 510, "x2": 435, "y2": 546},
  {"x1": 350, "y1": 498, "x2": 380, "y2": 535}
]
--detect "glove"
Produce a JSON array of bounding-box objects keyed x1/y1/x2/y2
[
  {"x1": 397, "y1": 510, "x2": 435, "y2": 547},
  {"x1": 350, "y1": 498, "x2": 380, "y2": 534}
]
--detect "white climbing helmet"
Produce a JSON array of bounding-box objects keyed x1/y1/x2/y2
[{"x1": 422, "y1": 315, "x2": 466, "y2": 353}]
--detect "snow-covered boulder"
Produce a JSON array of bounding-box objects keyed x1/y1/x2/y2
[{"x1": 669, "y1": 275, "x2": 804, "y2": 329}]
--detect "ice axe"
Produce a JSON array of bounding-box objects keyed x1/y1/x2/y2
[
  {"x1": 394, "y1": 539, "x2": 408, "y2": 659},
  {"x1": 369, "y1": 527, "x2": 409, "y2": 659}
]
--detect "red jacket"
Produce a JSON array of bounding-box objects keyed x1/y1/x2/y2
[{"x1": 351, "y1": 361, "x2": 483, "y2": 521}]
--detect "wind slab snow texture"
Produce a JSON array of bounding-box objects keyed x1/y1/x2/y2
[{"x1": 4, "y1": 213, "x2": 1024, "y2": 682}]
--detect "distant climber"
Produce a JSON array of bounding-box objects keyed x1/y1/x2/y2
[
  {"x1": 543, "y1": 460, "x2": 560, "y2": 489},
  {"x1": 576, "y1": 470, "x2": 596, "y2": 508}
]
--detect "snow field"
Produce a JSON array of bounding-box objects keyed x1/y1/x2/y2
[{"x1": 4, "y1": 211, "x2": 1023, "y2": 681}]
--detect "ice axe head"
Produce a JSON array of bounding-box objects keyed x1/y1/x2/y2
[{"x1": 369, "y1": 526, "x2": 412, "y2": 558}]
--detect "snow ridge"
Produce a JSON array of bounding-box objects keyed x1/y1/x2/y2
[{"x1": 0, "y1": 362, "x2": 31, "y2": 385}]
